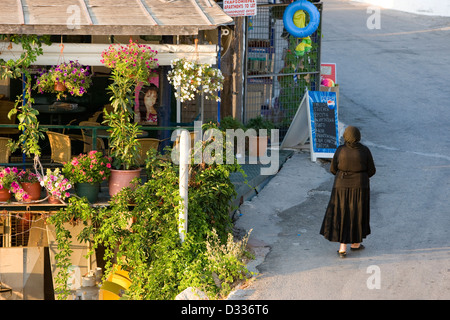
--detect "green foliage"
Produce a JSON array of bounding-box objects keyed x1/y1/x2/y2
[
  {"x1": 245, "y1": 116, "x2": 275, "y2": 134},
  {"x1": 62, "y1": 150, "x2": 112, "y2": 184},
  {"x1": 101, "y1": 69, "x2": 141, "y2": 170},
  {"x1": 0, "y1": 34, "x2": 51, "y2": 80},
  {"x1": 50, "y1": 146, "x2": 251, "y2": 300},
  {"x1": 47, "y1": 197, "x2": 96, "y2": 299},
  {"x1": 8, "y1": 77, "x2": 46, "y2": 157},
  {"x1": 101, "y1": 41, "x2": 158, "y2": 170},
  {"x1": 219, "y1": 116, "x2": 245, "y2": 131},
  {"x1": 0, "y1": 34, "x2": 51, "y2": 157}
]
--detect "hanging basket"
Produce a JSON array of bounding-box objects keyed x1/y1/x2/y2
[{"x1": 54, "y1": 81, "x2": 66, "y2": 92}]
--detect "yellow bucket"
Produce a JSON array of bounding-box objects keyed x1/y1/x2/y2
[{"x1": 99, "y1": 268, "x2": 132, "y2": 300}]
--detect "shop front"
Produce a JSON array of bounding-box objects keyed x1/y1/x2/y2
[{"x1": 0, "y1": 0, "x2": 233, "y2": 300}]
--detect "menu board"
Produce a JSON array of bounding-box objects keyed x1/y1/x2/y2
[{"x1": 306, "y1": 90, "x2": 339, "y2": 161}]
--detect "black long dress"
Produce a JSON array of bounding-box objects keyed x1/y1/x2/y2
[{"x1": 320, "y1": 142, "x2": 376, "y2": 244}]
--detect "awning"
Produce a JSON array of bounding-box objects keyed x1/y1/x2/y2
[
  {"x1": 1, "y1": 43, "x2": 219, "y2": 66},
  {"x1": 0, "y1": 0, "x2": 233, "y2": 35}
]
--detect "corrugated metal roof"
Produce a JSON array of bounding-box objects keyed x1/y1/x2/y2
[{"x1": 0, "y1": 0, "x2": 233, "y2": 35}]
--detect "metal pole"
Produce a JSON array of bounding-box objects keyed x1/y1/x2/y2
[
  {"x1": 178, "y1": 130, "x2": 189, "y2": 243},
  {"x1": 217, "y1": 27, "x2": 221, "y2": 123},
  {"x1": 177, "y1": 88, "x2": 181, "y2": 124},
  {"x1": 200, "y1": 90, "x2": 204, "y2": 123},
  {"x1": 243, "y1": 16, "x2": 249, "y2": 123}
]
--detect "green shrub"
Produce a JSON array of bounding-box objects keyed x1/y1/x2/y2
[{"x1": 50, "y1": 145, "x2": 251, "y2": 300}]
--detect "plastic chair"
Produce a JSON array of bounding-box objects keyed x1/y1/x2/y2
[
  {"x1": 172, "y1": 131, "x2": 196, "y2": 150},
  {"x1": 46, "y1": 131, "x2": 72, "y2": 164},
  {"x1": 78, "y1": 121, "x2": 106, "y2": 153},
  {"x1": 88, "y1": 110, "x2": 103, "y2": 122},
  {"x1": 137, "y1": 138, "x2": 160, "y2": 165},
  {"x1": 0, "y1": 137, "x2": 12, "y2": 163}
]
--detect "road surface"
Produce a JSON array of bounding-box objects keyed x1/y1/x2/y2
[{"x1": 233, "y1": 0, "x2": 450, "y2": 300}]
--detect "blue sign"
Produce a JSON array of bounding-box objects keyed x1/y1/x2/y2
[{"x1": 307, "y1": 90, "x2": 339, "y2": 161}]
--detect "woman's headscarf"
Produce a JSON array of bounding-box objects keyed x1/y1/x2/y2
[{"x1": 343, "y1": 126, "x2": 361, "y2": 146}]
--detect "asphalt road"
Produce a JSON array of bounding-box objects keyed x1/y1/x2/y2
[{"x1": 233, "y1": 0, "x2": 450, "y2": 300}]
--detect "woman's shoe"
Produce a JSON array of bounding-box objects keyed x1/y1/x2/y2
[
  {"x1": 337, "y1": 250, "x2": 347, "y2": 258},
  {"x1": 350, "y1": 244, "x2": 365, "y2": 251}
]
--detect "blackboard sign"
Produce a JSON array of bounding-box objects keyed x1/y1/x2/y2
[{"x1": 306, "y1": 90, "x2": 339, "y2": 161}]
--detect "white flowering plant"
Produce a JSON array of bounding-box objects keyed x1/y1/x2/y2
[
  {"x1": 167, "y1": 58, "x2": 224, "y2": 102},
  {"x1": 38, "y1": 168, "x2": 72, "y2": 199}
]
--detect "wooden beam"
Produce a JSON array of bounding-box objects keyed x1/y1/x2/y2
[
  {"x1": 17, "y1": 0, "x2": 24, "y2": 25},
  {"x1": 78, "y1": 0, "x2": 93, "y2": 25},
  {"x1": 136, "y1": 0, "x2": 158, "y2": 26},
  {"x1": 0, "y1": 24, "x2": 206, "y2": 35},
  {"x1": 190, "y1": 0, "x2": 214, "y2": 26}
]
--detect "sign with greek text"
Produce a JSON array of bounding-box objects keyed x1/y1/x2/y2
[
  {"x1": 306, "y1": 90, "x2": 339, "y2": 161},
  {"x1": 223, "y1": 0, "x2": 257, "y2": 17}
]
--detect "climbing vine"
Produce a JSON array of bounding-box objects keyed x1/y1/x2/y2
[{"x1": 0, "y1": 34, "x2": 51, "y2": 157}]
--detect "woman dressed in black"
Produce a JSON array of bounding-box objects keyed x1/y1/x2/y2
[{"x1": 320, "y1": 126, "x2": 376, "y2": 257}]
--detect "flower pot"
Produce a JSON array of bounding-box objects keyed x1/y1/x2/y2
[
  {"x1": 54, "y1": 81, "x2": 66, "y2": 92},
  {"x1": 109, "y1": 168, "x2": 141, "y2": 197},
  {"x1": 47, "y1": 193, "x2": 63, "y2": 204},
  {"x1": 0, "y1": 188, "x2": 11, "y2": 202},
  {"x1": 20, "y1": 182, "x2": 42, "y2": 201},
  {"x1": 248, "y1": 136, "x2": 268, "y2": 157},
  {"x1": 75, "y1": 182, "x2": 100, "y2": 203}
]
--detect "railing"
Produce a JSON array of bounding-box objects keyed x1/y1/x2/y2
[{"x1": 0, "y1": 124, "x2": 194, "y2": 166}]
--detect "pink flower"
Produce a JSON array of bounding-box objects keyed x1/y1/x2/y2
[{"x1": 10, "y1": 181, "x2": 19, "y2": 190}]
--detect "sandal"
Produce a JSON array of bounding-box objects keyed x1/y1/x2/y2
[
  {"x1": 337, "y1": 250, "x2": 347, "y2": 258},
  {"x1": 350, "y1": 244, "x2": 365, "y2": 251}
]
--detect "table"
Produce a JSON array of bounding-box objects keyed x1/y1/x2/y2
[{"x1": 34, "y1": 104, "x2": 87, "y2": 125}]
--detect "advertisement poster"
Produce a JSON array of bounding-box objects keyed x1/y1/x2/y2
[{"x1": 135, "y1": 76, "x2": 159, "y2": 125}]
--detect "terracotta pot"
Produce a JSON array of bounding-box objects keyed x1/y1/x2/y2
[
  {"x1": 21, "y1": 182, "x2": 42, "y2": 201},
  {"x1": 54, "y1": 81, "x2": 66, "y2": 92},
  {"x1": 47, "y1": 194, "x2": 63, "y2": 204},
  {"x1": 109, "y1": 168, "x2": 141, "y2": 197},
  {"x1": 248, "y1": 135, "x2": 268, "y2": 157},
  {"x1": 0, "y1": 188, "x2": 11, "y2": 202}
]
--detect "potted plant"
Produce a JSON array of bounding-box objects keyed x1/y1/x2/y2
[
  {"x1": 62, "y1": 150, "x2": 112, "y2": 203},
  {"x1": 101, "y1": 40, "x2": 158, "y2": 196},
  {"x1": 38, "y1": 168, "x2": 72, "y2": 204},
  {"x1": 17, "y1": 168, "x2": 42, "y2": 201},
  {"x1": 167, "y1": 57, "x2": 224, "y2": 102},
  {"x1": 34, "y1": 60, "x2": 92, "y2": 100},
  {"x1": 0, "y1": 166, "x2": 30, "y2": 202},
  {"x1": 245, "y1": 116, "x2": 274, "y2": 157}
]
